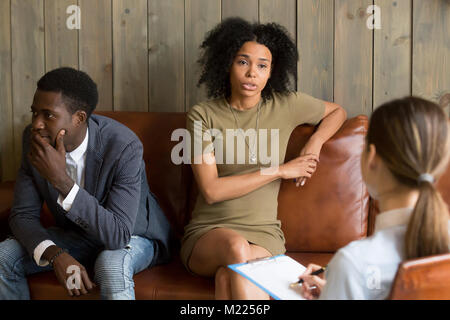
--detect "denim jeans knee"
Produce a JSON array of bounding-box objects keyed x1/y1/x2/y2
[
  {"x1": 0, "y1": 238, "x2": 51, "y2": 299},
  {"x1": 94, "y1": 236, "x2": 155, "y2": 300},
  {"x1": 0, "y1": 238, "x2": 26, "y2": 279}
]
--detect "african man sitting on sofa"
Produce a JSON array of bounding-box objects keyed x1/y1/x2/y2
[{"x1": 0, "y1": 67, "x2": 172, "y2": 300}]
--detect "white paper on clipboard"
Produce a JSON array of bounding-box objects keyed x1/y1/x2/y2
[{"x1": 228, "y1": 254, "x2": 307, "y2": 300}]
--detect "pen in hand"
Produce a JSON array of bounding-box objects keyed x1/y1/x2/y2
[{"x1": 290, "y1": 266, "x2": 326, "y2": 287}]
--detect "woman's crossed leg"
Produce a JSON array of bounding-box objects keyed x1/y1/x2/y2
[{"x1": 188, "y1": 227, "x2": 271, "y2": 300}]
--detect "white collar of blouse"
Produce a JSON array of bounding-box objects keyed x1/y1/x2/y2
[{"x1": 374, "y1": 207, "x2": 414, "y2": 233}]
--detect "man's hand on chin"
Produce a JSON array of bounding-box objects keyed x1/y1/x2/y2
[{"x1": 28, "y1": 129, "x2": 74, "y2": 197}]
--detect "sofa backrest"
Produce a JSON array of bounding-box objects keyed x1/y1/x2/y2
[
  {"x1": 96, "y1": 111, "x2": 192, "y2": 239},
  {"x1": 279, "y1": 116, "x2": 370, "y2": 252}
]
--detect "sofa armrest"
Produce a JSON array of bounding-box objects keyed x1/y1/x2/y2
[{"x1": 0, "y1": 181, "x2": 15, "y2": 240}]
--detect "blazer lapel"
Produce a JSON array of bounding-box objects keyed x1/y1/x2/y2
[{"x1": 84, "y1": 117, "x2": 104, "y2": 197}]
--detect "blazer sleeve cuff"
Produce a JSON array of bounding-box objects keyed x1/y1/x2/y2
[{"x1": 33, "y1": 240, "x2": 56, "y2": 266}]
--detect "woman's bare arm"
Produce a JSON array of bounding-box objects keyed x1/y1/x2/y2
[
  {"x1": 191, "y1": 153, "x2": 318, "y2": 205},
  {"x1": 307, "y1": 101, "x2": 347, "y2": 147}
]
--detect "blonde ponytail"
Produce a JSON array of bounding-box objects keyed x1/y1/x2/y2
[
  {"x1": 367, "y1": 96, "x2": 450, "y2": 260},
  {"x1": 405, "y1": 181, "x2": 449, "y2": 259}
]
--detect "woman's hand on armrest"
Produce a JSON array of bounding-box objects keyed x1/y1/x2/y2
[{"x1": 296, "y1": 101, "x2": 347, "y2": 187}]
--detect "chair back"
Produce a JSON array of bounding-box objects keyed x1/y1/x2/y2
[{"x1": 389, "y1": 253, "x2": 450, "y2": 299}]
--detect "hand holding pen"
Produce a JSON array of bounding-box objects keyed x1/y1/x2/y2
[{"x1": 293, "y1": 264, "x2": 327, "y2": 300}]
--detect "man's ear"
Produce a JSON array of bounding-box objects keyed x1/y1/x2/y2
[{"x1": 73, "y1": 110, "x2": 87, "y2": 127}]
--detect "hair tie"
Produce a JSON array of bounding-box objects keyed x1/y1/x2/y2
[{"x1": 418, "y1": 173, "x2": 435, "y2": 184}]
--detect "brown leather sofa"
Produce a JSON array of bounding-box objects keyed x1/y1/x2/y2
[{"x1": 0, "y1": 111, "x2": 448, "y2": 300}]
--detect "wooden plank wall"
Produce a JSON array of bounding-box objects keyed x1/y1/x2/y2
[
  {"x1": 297, "y1": 0, "x2": 334, "y2": 101},
  {"x1": 0, "y1": 0, "x2": 449, "y2": 182},
  {"x1": 412, "y1": 0, "x2": 450, "y2": 108},
  {"x1": 373, "y1": 0, "x2": 411, "y2": 109},
  {"x1": 0, "y1": 0, "x2": 14, "y2": 183},
  {"x1": 79, "y1": 0, "x2": 113, "y2": 111},
  {"x1": 10, "y1": 0, "x2": 45, "y2": 179}
]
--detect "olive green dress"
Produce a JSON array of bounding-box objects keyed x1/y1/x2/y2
[{"x1": 180, "y1": 92, "x2": 325, "y2": 269}]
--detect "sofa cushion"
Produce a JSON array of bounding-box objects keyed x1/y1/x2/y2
[
  {"x1": 134, "y1": 256, "x2": 215, "y2": 300},
  {"x1": 26, "y1": 252, "x2": 333, "y2": 300},
  {"x1": 278, "y1": 116, "x2": 370, "y2": 252}
]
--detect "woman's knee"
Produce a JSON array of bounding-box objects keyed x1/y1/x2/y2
[
  {"x1": 223, "y1": 236, "x2": 252, "y2": 264},
  {"x1": 188, "y1": 230, "x2": 252, "y2": 276}
]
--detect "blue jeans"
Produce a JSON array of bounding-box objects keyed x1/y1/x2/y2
[{"x1": 0, "y1": 227, "x2": 155, "y2": 300}]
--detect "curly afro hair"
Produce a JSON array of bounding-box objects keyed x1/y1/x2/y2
[
  {"x1": 198, "y1": 17, "x2": 298, "y2": 102},
  {"x1": 37, "y1": 67, "x2": 98, "y2": 118}
]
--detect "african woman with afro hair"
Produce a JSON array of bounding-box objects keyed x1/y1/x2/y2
[{"x1": 181, "y1": 17, "x2": 347, "y2": 299}]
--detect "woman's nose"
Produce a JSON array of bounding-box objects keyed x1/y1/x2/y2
[{"x1": 246, "y1": 66, "x2": 256, "y2": 78}]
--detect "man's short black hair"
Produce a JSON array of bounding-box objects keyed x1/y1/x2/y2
[{"x1": 37, "y1": 67, "x2": 98, "y2": 118}]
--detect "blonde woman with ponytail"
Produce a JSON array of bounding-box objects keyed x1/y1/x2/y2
[{"x1": 298, "y1": 97, "x2": 450, "y2": 300}]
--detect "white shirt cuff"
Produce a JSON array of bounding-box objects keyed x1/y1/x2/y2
[
  {"x1": 57, "y1": 183, "x2": 80, "y2": 212},
  {"x1": 33, "y1": 240, "x2": 56, "y2": 267}
]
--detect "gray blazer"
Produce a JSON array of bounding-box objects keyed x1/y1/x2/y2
[{"x1": 9, "y1": 115, "x2": 172, "y2": 267}]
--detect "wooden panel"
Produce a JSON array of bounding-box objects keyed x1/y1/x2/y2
[
  {"x1": 334, "y1": 0, "x2": 373, "y2": 117},
  {"x1": 221, "y1": 0, "x2": 259, "y2": 22},
  {"x1": 2, "y1": 0, "x2": 449, "y2": 181},
  {"x1": 297, "y1": 0, "x2": 334, "y2": 101},
  {"x1": 185, "y1": 0, "x2": 221, "y2": 110},
  {"x1": 259, "y1": 0, "x2": 296, "y2": 39},
  {"x1": 45, "y1": 0, "x2": 79, "y2": 71},
  {"x1": 148, "y1": 0, "x2": 185, "y2": 112},
  {"x1": 259, "y1": 0, "x2": 297, "y2": 91},
  {"x1": 112, "y1": 0, "x2": 148, "y2": 111},
  {"x1": 0, "y1": 0, "x2": 14, "y2": 181},
  {"x1": 373, "y1": 0, "x2": 411, "y2": 109},
  {"x1": 412, "y1": 0, "x2": 450, "y2": 113},
  {"x1": 11, "y1": 0, "x2": 45, "y2": 173},
  {"x1": 79, "y1": 0, "x2": 113, "y2": 111}
]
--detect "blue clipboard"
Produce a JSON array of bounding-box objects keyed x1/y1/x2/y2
[{"x1": 228, "y1": 254, "x2": 307, "y2": 300}]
